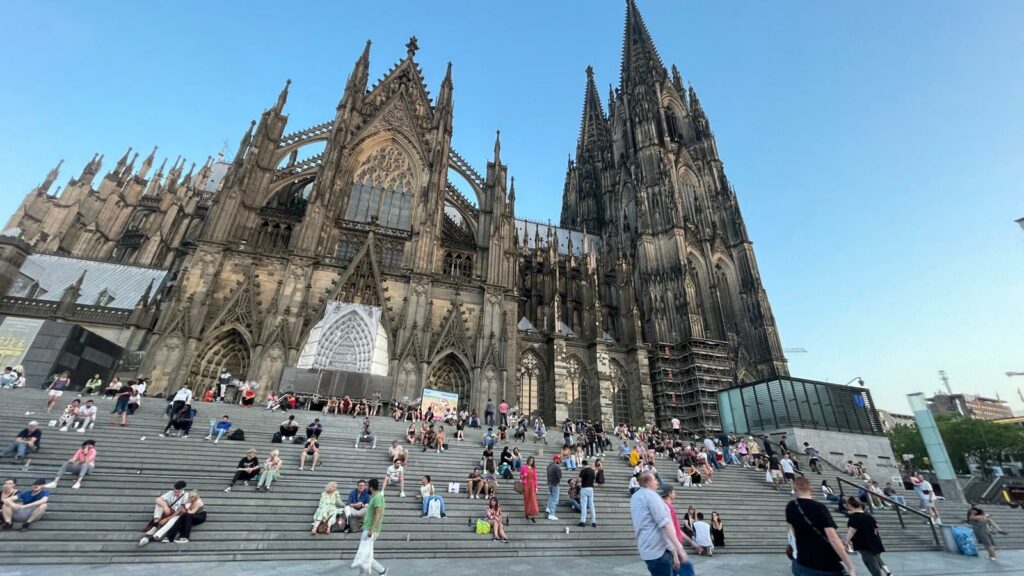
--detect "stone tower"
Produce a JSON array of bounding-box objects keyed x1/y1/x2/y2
[{"x1": 560, "y1": 1, "x2": 788, "y2": 430}]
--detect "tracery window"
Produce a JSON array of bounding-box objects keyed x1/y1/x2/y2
[
  {"x1": 518, "y1": 352, "x2": 545, "y2": 419},
  {"x1": 610, "y1": 361, "x2": 631, "y2": 425},
  {"x1": 344, "y1": 145, "x2": 415, "y2": 229},
  {"x1": 566, "y1": 356, "x2": 592, "y2": 421},
  {"x1": 443, "y1": 251, "x2": 473, "y2": 279}
]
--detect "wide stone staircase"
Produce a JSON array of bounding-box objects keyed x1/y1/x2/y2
[{"x1": 0, "y1": 389, "x2": 1020, "y2": 565}]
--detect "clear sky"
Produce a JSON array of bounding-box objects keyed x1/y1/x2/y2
[{"x1": 2, "y1": 1, "x2": 1022, "y2": 415}]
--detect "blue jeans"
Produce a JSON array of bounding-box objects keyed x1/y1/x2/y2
[
  {"x1": 546, "y1": 485, "x2": 560, "y2": 516},
  {"x1": 579, "y1": 487, "x2": 596, "y2": 524},
  {"x1": 791, "y1": 560, "x2": 844, "y2": 576},
  {"x1": 421, "y1": 495, "x2": 446, "y2": 515},
  {"x1": 1, "y1": 441, "x2": 38, "y2": 459},
  {"x1": 644, "y1": 550, "x2": 674, "y2": 576}
]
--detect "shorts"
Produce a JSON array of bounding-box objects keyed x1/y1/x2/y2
[
  {"x1": 48, "y1": 390, "x2": 64, "y2": 398},
  {"x1": 770, "y1": 470, "x2": 783, "y2": 480},
  {"x1": 113, "y1": 398, "x2": 130, "y2": 414},
  {"x1": 12, "y1": 507, "x2": 35, "y2": 522},
  {"x1": 784, "y1": 472, "x2": 795, "y2": 481}
]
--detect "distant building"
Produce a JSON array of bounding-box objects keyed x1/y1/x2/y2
[
  {"x1": 928, "y1": 393, "x2": 1013, "y2": 421},
  {"x1": 877, "y1": 409, "x2": 916, "y2": 432},
  {"x1": 992, "y1": 416, "x2": 1024, "y2": 428}
]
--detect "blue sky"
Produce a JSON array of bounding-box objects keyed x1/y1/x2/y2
[{"x1": 2, "y1": 1, "x2": 1022, "y2": 414}]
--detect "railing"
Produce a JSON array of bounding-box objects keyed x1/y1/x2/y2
[
  {"x1": 0, "y1": 296, "x2": 134, "y2": 326},
  {"x1": 835, "y1": 476, "x2": 940, "y2": 546},
  {"x1": 279, "y1": 120, "x2": 334, "y2": 147},
  {"x1": 448, "y1": 147, "x2": 486, "y2": 189}
]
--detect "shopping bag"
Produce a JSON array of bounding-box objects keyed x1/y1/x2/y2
[
  {"x1": 427, "y1": 498, "x2": 442, "y2": 519},
  {"x1": 351, "y1": 532, "x2": 375, "y2": 572},
  {"x1": 448, "y1": 482, "x2": 460, "y2": 494},
  {"x1": 765, "y1": 471, "x2": 772, "y2": 483},
  {"x1": 475, "y1": 519, "x2": 491, "y2": 535}
]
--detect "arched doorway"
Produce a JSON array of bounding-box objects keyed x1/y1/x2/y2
[
  {"x1": 316, "y1": 310, "x2": 376, "y2": 373},
  {"x1": 192, "y1": 328, "x2": 251, "y2": 393},
  {"x1": 426, "y1": 353, "x2": 471, "y2": 409}
]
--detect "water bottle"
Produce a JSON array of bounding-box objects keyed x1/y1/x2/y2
[
  {"x1": 22, "y1": 459, "x2": 31, "y2": 471},
  {"x1": 565, "y1": 526, "x2": 570, "y2": 534}
]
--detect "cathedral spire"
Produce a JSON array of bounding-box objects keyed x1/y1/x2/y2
[
  {"x1": 112, "y1": 147, "x2": 131, "y2": 176},
  {"x1": 435, "y1": 61, "x2": 453, "y2": 118},
  {"x1": 340, "y1": 40, "x2": 372, "y2": 109},
  {"x1": 38, "y1": 159, "x2": 63, "y2": 194},
  {"x1": 493, "y1": 129, "x2": 501, "y2": 165},
  {"x1": 621, "y1": 0, "x2": 666, "y2": 86},
  {"x1": 577, "y1": 65, "x2": 609, "y2": 157},
  {"x1": 138, "y1": 146, "x2": 158, "y2": 179},
  {"x1": 274, "y1": 79, "x2": 291, "y2": 114},
  {"x1": 234, "y1": 121, "x2": 256, "y2": 165}
]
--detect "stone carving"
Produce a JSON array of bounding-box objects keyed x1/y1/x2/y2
[{"x1": 353, "y1": 144, "x2": 414, "y2": 192}]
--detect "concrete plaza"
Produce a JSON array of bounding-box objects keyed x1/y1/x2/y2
[{"x1": 3, "y1": 550, "x2": 1022, "y2": 576}]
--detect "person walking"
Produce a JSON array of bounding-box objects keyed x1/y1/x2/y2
[
  {"x1": 845, "y1": 497, "x2": 891, "y2": 576},
  {"x1": 484, "y1": 399, "x2": 496, "y2": 427},
  {"x1": 351, "y1": 478, "x2": 387, "y2": 576},
  {"x1": 968, "y1": 505, "x2": 1001, "y2": 561},
  {"x1": 519, "y1": 456, "x2": 539, "y2": 523},
  {"x1": 578, "y1": 459, "x2": 597, "y2": 527},
  {"x1": 786, "y1": 476, "x2": 855, "y2": 576},
  {"x1": 630, "y1": 472, "x2": 688, "y2": 576},
  {"x1": 545, "y1": 455, "x2": 562, "y2": 521}
]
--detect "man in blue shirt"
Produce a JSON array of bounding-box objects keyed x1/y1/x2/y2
[
  {"x1": 1, "y1": 479, "x2": 49, "y2": 530},
  {"x1": 341, "y1": 479, "x2": 371, "y2": 533},
  {"x1": 205, "y1": 415, "x2": 232, "y2": 443}
]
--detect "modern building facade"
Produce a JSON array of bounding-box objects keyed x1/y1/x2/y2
[
  {"x1": 877, "y1": 409, "x2": 917, "y2": 432},
  {"x1": 928, "y1": 393, "x2": 1014, "y2": 421},
  {"x1": 0, "y1": 1, "x2": 787, "y2": 430}
]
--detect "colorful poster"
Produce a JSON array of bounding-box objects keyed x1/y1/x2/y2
[
  {"x1": 421, "y1": 387, "x2": 459, "y2": 420},
  {"x1": 0, "y1": 317, "x2": 43, "y2": 369}
]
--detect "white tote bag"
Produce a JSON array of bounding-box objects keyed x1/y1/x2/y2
[
  {"x1": 351, "y1": 532, "x2": 375, "y2": 573},
  {"x1": 447, "y1": 482, "x2": 460, "y2": 494}
]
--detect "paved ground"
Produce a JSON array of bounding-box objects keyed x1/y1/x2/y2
[{"x1": 2, "y1": 550, "x2": 1022, "y2": 576}]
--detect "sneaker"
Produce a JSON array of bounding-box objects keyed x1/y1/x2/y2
[
  {"x1": 77, "y1": 428, "x2": 85, "y2": 433},
  {"x1": 213, "y1": 439, "x2": 219, "y2": 444},
  {"x1": 441, "y1": 512, "x2": 446, "y2": 518},
  {"x1": 204, "y1": 435, "x2": 212, "y2": 440},
  {"x1": 224, "y1": 486, "x2": 232, "y2": 492},
  {"x1": 72, "y1": 482, "x2": 81, "y2": 489},
  {"x1": 400, "y1": 492, "x2": 406, "y2": 498},
  {"x1": 158, "y1": 434, "x2": 166, "y2": 438},
  {"x1": 139, "y1": 536, "x2": 151, "y2": 546},
  {"x1": 591, "y1": 523, "x2": 597, "y2": 528},
  {"x1": 243, "y1": 481, "x2": 249, "y2": 486},
  {"x1": 19, "y1": 522, "x2": 31, "y2": 531},
  {"x1": 577, "y1": 522, "x2": 585, "y2": 527},
  {"x1": 548, "y1": 515, "x2": 559, "y2": 521},
  {"x1": 174, "y1": 538, "x2": 189, "y2": 543},
  {"x1": 181, "y1": 435, "x2": 188, "y2": 439},
  {"x1": 59, "y1": 427, "x2": 68, "y2": 432},
  {"x1": 0, "y1": 522, "x2": 11, "y2": 530},
  {"x1": 44, "y1": 481, "x2": 58, "y2": 489}
]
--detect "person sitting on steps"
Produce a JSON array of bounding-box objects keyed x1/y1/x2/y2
[
  {"x1": 204, "y1": 415, "x2": 232, "y2": 443},
  {"x1": 279, "y1": 415, "x2": 299, "y2": 442},
  {"x1": 419, "y1": 475, "x2": 447, "y2": 518},
  {"x1": 466, "y1": 467, "x2": 485, "y2": 499},
  {"x1": 306, "y1": 418, "x2": 323, "y2": 439},
  {"x1": 299, "y1": 436, "x2": 321, "y2": 471},
  {"x1": 389, "y1": 441, "x2": 408, "y2": 467},
  {"x1": 486, "y1": 496, "x2": 509, "y2": 543},
  {"x1": 72, "y1": 400, "x2": 98, "y2": 432},
  {"x1": 311, "y1": 481, "x2": 344, "y2": 535},
  {"x1": 355, "y1": 418, "x2": 376, "y2": 449},
  {"x1": 55, "y1": 399, "x2": 81, "y2": 431},
  {"x1": 163, "y1": 490, "x2": 206, "y2": 543},
  {"x1": 0, "y1": 421, "x2": 42, "y2": 462},
  {"x1": 45, "y1": 439, "x2": 97, "y2": 489},
  {"x1": 160, "y1": 403, "x2": 194, "y2": 438},
  {"x1": 340, "y1": 479, "x2": 370, "y2": 533},
  {"x1": 224, "y1": 448, "x2": 261, "y2": 491},
  {"x1": 383, "y1": 461, "x2": 406, "y2": 498},
  {"x1": 1, "y1": 479, "x2": 48, "y2": 531},
  {"x1": 139, "y1": 480, "x2": 189, "y2": 545},
  {"x1": 255, "y1": 449, "x2": 282, "y2": 493}
]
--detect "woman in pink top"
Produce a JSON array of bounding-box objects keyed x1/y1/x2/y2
[{"x1": 47, "y1": 439, "x2": 97, "y2": 489}]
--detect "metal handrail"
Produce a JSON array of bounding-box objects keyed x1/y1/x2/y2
[{"x1": 835, "y1": 476, "x2": 940, "y2": 546}]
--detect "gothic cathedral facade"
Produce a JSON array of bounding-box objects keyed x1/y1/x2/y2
[{"x1": 3, "y1": 2, "x2": 787, "y2": 432}]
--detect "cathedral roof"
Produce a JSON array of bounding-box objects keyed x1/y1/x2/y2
[
  {"x1": 10, "y1": 254, "x2": 167, "y2": 309},
  {"x1": 514, "y1": 219, "x2": 601, "y2": 256}
]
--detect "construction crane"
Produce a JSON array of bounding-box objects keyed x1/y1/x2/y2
[{"x1": 1007, "y1": 372, "x2": 1024, "y2": 403}]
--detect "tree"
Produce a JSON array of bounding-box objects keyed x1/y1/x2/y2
[{"x1": 887, "y1": 415, "x2": 1024, "y2": 475}]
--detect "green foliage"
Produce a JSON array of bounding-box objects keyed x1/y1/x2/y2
[{"x1": 886, "y1": 415, "x2": 1024, "y2": 474}]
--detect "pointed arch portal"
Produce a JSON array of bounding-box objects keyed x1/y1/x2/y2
[
  {"x1": 192, "y1": 328, "x2": 251, "y2": 389},
  {"x1": 426, "y1": 353, "x2": 471, "y2": 407}
]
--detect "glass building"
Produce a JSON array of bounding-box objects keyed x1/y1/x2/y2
[{"x1": 718, "y1": 376, "x2": 883, "y2": 436}]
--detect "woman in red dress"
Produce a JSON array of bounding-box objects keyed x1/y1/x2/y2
[{"x1": 519, "y1": 456, "x2": 539, "y2": 523}]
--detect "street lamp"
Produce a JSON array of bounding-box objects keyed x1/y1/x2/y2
[{"x1": 844, "y1": 377, "x2": 865, "y2": 387}]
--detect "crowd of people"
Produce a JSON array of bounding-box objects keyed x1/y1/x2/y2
[{"x1": 0, "y1": 374, "x2": 1011, "y2": 573}]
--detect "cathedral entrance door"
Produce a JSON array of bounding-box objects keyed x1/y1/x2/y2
[
  {"x1": 191, "y1": 328, "x2": 251, "y2": 395},
  {"x1": 425, "y1": 354, "x2": 471, "y2": 411}
]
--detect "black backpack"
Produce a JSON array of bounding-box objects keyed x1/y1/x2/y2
[
  {"x1": 228, "y1": 429, "x2": 245, "y2": 441},
  {"x1": 272, "y1": 432, "x2": 283, "y2": 444}
]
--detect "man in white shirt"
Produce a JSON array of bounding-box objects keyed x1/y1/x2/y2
[
  {"x1": 692, "y1": 512, "x2": 714, "y2": 555},
  {"x1": 780, "y1": 454, "x2": 796, "y2": 493},
  {"x1": 140, "y1": 480, "x2": 190, "y2": 546},
  {"x1": 670, "y1": 417, "x2": 680, "y2": 435},
  {"x1": 72, "y1": 400, "x2": 98, "y2": 432},
  {"x1": 169, "y1": 385, "x2": 193, "y2": 416},
  {"x1": 382, "y1": 462, "x2": 406, "y2": 498},
  {"x1": 703, "y1": 437, "x2": 720, "y2": 469}
]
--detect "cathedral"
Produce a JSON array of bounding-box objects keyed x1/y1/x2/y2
[{"x1": 0, "y1": 1, "x2": 787, "y2": 432}]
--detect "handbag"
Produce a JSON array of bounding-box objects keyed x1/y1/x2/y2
[
  {"x1": 512, "y1": 479, "x2": 524, "y2": 494},
  {"x1": 315, "y1": 521, "x2": 329, "y2": 534},
  {"x1": 475, "y1": 519, "x2": 491, "y2": 535}
]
